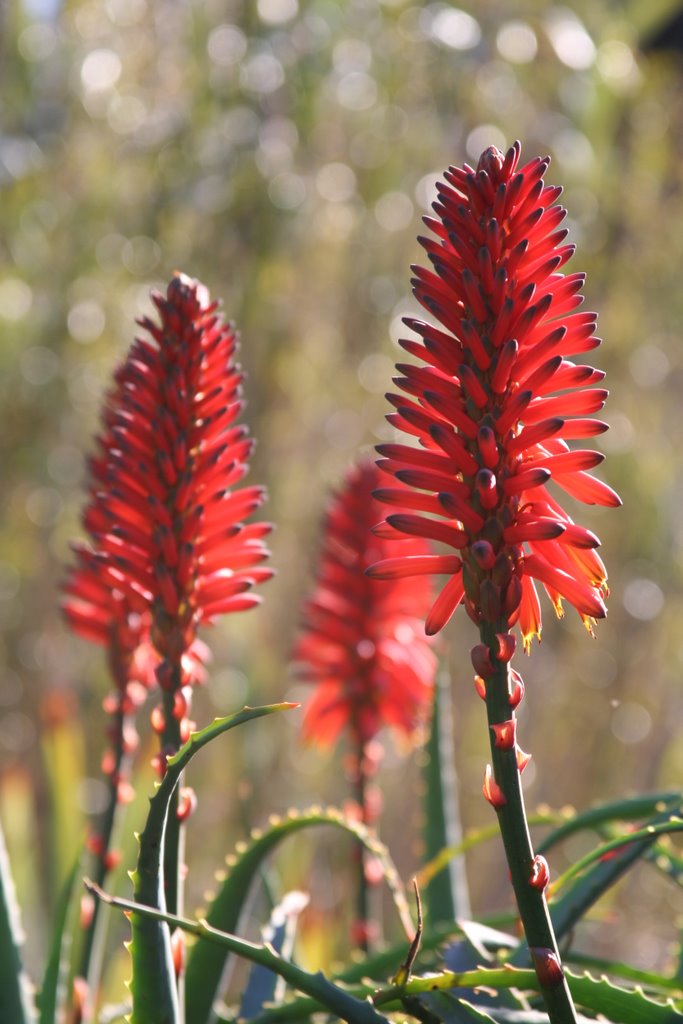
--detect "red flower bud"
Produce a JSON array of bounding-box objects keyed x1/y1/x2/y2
[
  {"x1": 471, "y1": 643, "x2": 494, "y2": 679},
  {"x1": 509, "y1": 670, "x2": 525, "y2": 708},
  {"x1": 482, "y1": 764, "x2": 506, "y2": 809},
  {"x1": 530, "y1": 947, "x2": 564, "y2": 989},
  {"x1": 491, "y1": 719, "x2": 516, "y2": 749},
  {"x1": 495, "y1": 632, "x2": 516, "y2": 662},
  {"x1": 529, "y1": 855, "x2": 550, "y2": 891}
]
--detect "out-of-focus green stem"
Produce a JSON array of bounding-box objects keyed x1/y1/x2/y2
[
  {"x1": 352, "y1": 735, "x2": 370, "y2": 953},
  {"x1": 479, "y1": 620, "x2": 578, "y2": 1024},
  {"x1": 79, "y1": 702, "x2": 134, "y2": 1019}
]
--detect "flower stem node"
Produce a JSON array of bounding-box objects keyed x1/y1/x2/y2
[
  {"x1": 516, "y1": 747, "x2": 532, "y2": 773},
  {"x1": 509, "y1": 669, "x2": 525, "y2": 708},
  {"x1": 471, "y1": 643, "x2": 495, "y2": 679},
  {"x1": 529, "y1": 854, "x2": 550, "y2": 891},
  {"x1": 495, "y1": 632, "x2": 516, "y2": 662},
  {"x1": 482, "y1": 764, "x2": 506, "y2": 810},
  {"x1": 490, "y1": 718, "x2": 516, "y2": 750},
  {"x1": 530, "y1": 947, "x2": 565, "y2": 990}
]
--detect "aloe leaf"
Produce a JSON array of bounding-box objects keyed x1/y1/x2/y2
[
  {"x1": 423, "y1": 674, "x2": 471, "y2": 924},
  {"x1": 374, "y1": 967, "x2": 683, "y2": 1023},
  {"x1": 37, "y1": 851, "x2": 83, "y2": 1024},
  {"x1": 129, "y1": 704, "x2": 295, "y2": 1024},
  {"x1": 239, "y1": 891, "x2": 309, "y2": 1018},
  {"x1": 536, "y1": 791, "x2": 682, "y2": 855},
  {"x1": 85, "y1": 885, "x2": 391, "y2": 1024},
  {"x1": 0, "y1": 817, "x2": 37, "y2": 1024},
  {"x1": 416, "y1": 812, "x2": 560, "y2": 892},
  {"x1": 546, "y1": 807, "x2": 683, "y2": 945},
  {"x1": 563, "y1": 950, "x2": 683, "y2": 997},
  {"x1": 185, "y1": 805, "x2": 413, "y2": 1024},
  {"x1": 409, "y1": 990, "x2": 499, "y2": 1022}
]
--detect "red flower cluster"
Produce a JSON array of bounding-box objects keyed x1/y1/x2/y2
[
  {"x1": 63, "y1": 273, "x2": 271, "y2": 726},
  {"x1": 294, "y1": 459, "x2": 437, "y2": 746},
  {"x1": 368, "y1": 143, "x2": 620, "y2": 646}
]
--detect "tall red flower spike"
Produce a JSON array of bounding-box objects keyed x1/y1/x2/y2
[
  {"x1": 64, "y1": 272, "x2": 272, "y2": 749},
  {"x1": 293, "y1": 458, "x2": 437, "y2": 748},
  {"x1": 367, "y1": 142, "x2": 620, "y2": 648}
]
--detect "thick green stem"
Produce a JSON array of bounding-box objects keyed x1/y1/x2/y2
[{"x1": 479, "y1": 620, "x2": 577, "y2": 1024}]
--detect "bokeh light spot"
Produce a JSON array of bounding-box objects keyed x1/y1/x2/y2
[
  {"x1": 121, "y1": 236, "x2": 161, "y2": 275},
  {"x1": 241, "y1": 53, "x2": 285, "y2": 94},
  {"x1": 105, "y1": 0, "x2": 146, "y2": 26},
  {"x1": 611, "y1": 702, "x2": 652, "y2": 744},
  {"x1": 545, "y1": 9, "x2": 596, "y2": 70},
  {"x1": 316, "y1": 162, "x2": 356, "y2": 203},
  {"x1": 20, "y1": 346, "x2": 60, "y2": 386},
  {"x1": 26, "y1": 487, "x2": 64, "y2": 528},
  {"x1": 18, "y1": 23, "x2": 58, "y2": 61},
  {"x1": 374, "y1": 191, "x2": 413, "y2": 231},
  {"x1": 336, "y1": 71, "x2": 378, "y2": 111},
  {"x1": 496, "y1": 21, "x2": 538, "y2": 63},
  {"x1": 68, "y1": 299, "x2": 106, "y2": 343},
  {"x1": 80, "y1": 49, "x2": 122, "y2": 93},
  {"x1": 466, "y1": 125, "x2": 506, "y2": 161},
  {"x1": 268, "y1": 172, "x2": 307, "y2": 209},
  {"x1": 629, "y1": 344, "x2": 670, "y2": 388},
  {"x1": 207, "y1": 24, "x2": 247, "y2": 66},
  {"x1": 424, "y1": 6, "x2": 481, "y2": 51},
  {"x1": 357, "y1": 353, "x2": 394, "y2": 394},
  {"x1": 622, "y1": 578, "x2": 664, "y2": 621},
  {"x1": 257, "y1": 0, "x2": 298, "y2": 26},
  {"x1": 0, "y1": 277, "x2": 32, "y2": 321}
]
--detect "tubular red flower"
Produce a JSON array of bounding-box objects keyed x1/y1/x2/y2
[
  {"x1": 294, "y1": 459, "x2": 437, "y2": 747},
  {"x1": 374, "y1": 143, "x2": 620, "y2": 647},
  {"x1": 65, "y1": 274, "x2": 271, "y2": 668}
]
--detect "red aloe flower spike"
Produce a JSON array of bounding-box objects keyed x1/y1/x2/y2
[
  {"x1": 64, "y1": 273, "x2": 270, "y2": 923},
  {"x1": 69, "y1": 273, "x2": 271, "y2": 729},
  {"x1": 374, "y1": 143, "x2": 614, "y2": 1022},
  {"x1": 294, "y1": 459, "x2": 437, "y2": 950},
  {"x1": 375, "y1": 144, "x2": 620, "y2": 645},
  {"x1": 295, "y1": 458, "x2": 437, "y2": 749}
]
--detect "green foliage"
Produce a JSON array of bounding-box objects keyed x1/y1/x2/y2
[
  {"x1": 0, "y1": 818, "x2": 37, "y2": 1024},
  {"x1": 185, "y1": 804, "x2": 412, "y2": 1024},
  {"x1": 128, "y1": 706, "x2": 295, "y2": 1024},
  {"x1": 37, "y1": 852, "x2": 82, "y2": 1024}
]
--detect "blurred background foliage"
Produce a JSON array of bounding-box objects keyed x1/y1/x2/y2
[{"x1": 1, "y1": 0, "x2": 683, "y2": 1000}]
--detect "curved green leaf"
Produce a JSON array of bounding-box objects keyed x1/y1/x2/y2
[
  {"x1": 374, "y1": 967, "x2": 683, "y2": 1024},
  {"x1": 128, "y1": 704, "x2": 295, "y2": 1024},
  {"x1": 546, "y1": 805, "x2": 683, "y2": 948},
  {"x1": 185, "y1": 805, "x2": 413, "y2": 1024},
  {"x1": 0, "y1": 817, "x2": 37, "y2": 1024},
  {"x1": 537, "y1": 792, "x2": 682, "y2": 855},
  {"x1": 416, "y1": 813, "x2": 561, "y2": 892},
  {"x1": 85, "y1": 884, "x2": 391, "y2": 1024},
  {"x1": 38, "y1": 851, "x2": 83, "y2": 1024}
]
